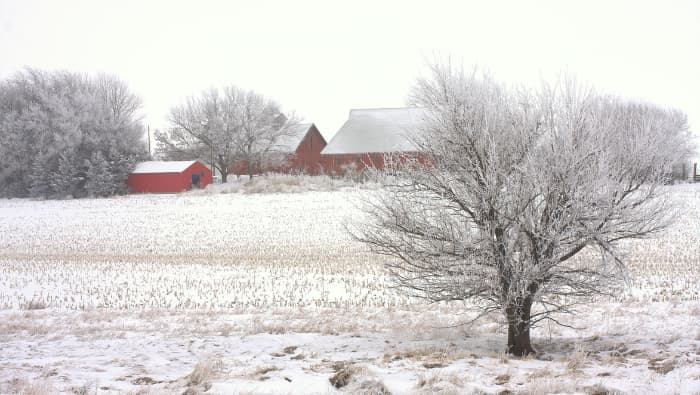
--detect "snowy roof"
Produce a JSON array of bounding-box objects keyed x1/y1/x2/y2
[
  {"x1": 273, "y1": 123, "x2": 314, "y2": 153},
  {"x1": 131, "y1": 161, "x2": 198, "y2": 174},
  {"x1": 321, "y1": 108, "x2": 426, "y2": 155}
]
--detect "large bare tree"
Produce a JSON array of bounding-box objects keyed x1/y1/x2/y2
[
  {"x1": 156, "y1": 86, "x2": 297, "y2": 182},
  {"x1": 355, "y1": 64, "x2": 694, "y2": 356}
]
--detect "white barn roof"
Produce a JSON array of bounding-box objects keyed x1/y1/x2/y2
[
  {"x1": 321, "y1": 108, "x2": 426, "y2": 155},
  {"x1": 131, "y1": 161, "x2": 198, "y2": 174},
  {"x1": 274, "y1": 123, "x2": 314, "y2": 153}
]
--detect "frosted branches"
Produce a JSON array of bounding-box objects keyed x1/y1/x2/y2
[
  {"x1": 353, "y1": 63, "x2": 694, "y2": 355},
  {"x1": 156, "y1": 86, "x2": 299, "y2": 182},
  {"x1": 0, "y1": 68, "x2": 146, "y2": 198}
]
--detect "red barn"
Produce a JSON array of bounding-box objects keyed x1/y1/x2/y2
[
  {"x1": 230, "y1": 123, "x2": 327, "y2": 176},
  {"x1": 128, "y1": 161, "x2": 213, "y2": 193},
  {"x1": 320, "y1": 107, "x2": 427, "y2": 175}
]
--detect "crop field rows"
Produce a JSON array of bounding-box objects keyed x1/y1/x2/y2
[
  {"x1": 1, "y1": 185, "x2": 699, "y2": 394},
  {"x1": 0, "y1": 190, "x2": 417, "y2": 310},
  {"x1": 1, "y1": 187, "x2": 699, "y2": 311}
]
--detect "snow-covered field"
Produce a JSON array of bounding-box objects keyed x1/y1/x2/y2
[{"x1": 1, "y1": 184, "x2": 699, "y2": 394}]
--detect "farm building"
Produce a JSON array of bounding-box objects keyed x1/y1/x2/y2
[
  {"x1": 320, "y1": 107, "x2": 427, "y2": 175},
  {"x1": 230, "y1": 123, "x2": 327, "y2": 176},
  {"x1": 128, "y1": 161, "x2": 212, "y2": 193}
]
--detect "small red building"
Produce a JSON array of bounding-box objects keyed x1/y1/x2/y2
[
  {"x1": 128, "y1": 161, "x2": 213, "y2": 193},
  {"x1": 230, "y1": 123, "x2": 327, "y2": 176},
  {"x1": 320, "y1": 107, "x2": 427, "y2": 175}
]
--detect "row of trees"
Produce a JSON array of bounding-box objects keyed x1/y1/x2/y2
[
  {"x1": 155, "y1": 86, "x2": 299, "y2": 182},
  {"x1": 356, "y1": 64, "x2": 695, "y2": 355},
  {"x1": 0, "y1": 68, "x2": 146, "y2": 198}
]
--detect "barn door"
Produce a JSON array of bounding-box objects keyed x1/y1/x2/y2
[{"x1": 191, "y1": 173, "x2": 200, "y2": 188}]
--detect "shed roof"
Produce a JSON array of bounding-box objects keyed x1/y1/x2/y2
[
  {"x1": 131, "y1": 161, "x2": 198, "y2": 174},
  {"x1": 321, "y1": 108, "x2": 426, "y2": 155}
]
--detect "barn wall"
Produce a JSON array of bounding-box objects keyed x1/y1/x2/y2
[
  {"x1": 319, "y1": 152, "x2": 429, "y2": 175},
  {"x1": 127, "y1": 173, "x2": 189, "y2": 193},
  {"x1": 230, "y1": 125, "x2": 328, "y2": 176},
  {"x1": 319, "y1": 153, "x2": 384, "y2": 175},
  {"x1": 127, "y1": 162, "x2": 213, "y2": 193},
  {"x1": 288, "y1": 125, "x2": 327, "y2": 175},
  {"x1": 229, "y1": 160, "x2": 253, "y2": 177}
]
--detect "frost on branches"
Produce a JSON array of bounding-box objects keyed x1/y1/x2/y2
[
  {"x1": 355, "y1": 64, "x2": 695, "y2": 356},
  {"x1": 0, "y1": 68, "x2": 146, "y2": 198},
  {"x1": 156, "y1": 86, "x2": 299, "y2": 182}
]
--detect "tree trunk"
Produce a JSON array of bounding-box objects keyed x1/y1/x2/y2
[
  {"x1": 247, "y1": 161, "x2": 254, "y2": 181},
  {"x1": 506, "y1": 298, "x2": 536, "y2": 356},
  {"x1": 216, "y1": 162, "x2": 228, "y2": 183}
]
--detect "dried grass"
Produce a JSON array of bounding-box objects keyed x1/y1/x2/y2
[
  {"x1": 328, "y1": 362, "x2": 390, "y2": 394},
  {"x1": 2, "y1": 378, "x2": 54, "y2": 395},
  {"x1": 345, "y1": 377, "x2": 391, "y2": 395},
  {"x1": 566, "y1": 343, "x2": 589, "y2": 372},
  {"x1": 527, "y1": 367, "x2": 554, "y2": 380},
  {"x1": 415, "y1": 371, "x2": 467, "y2": 394},
  {"x1": 648, "y1": 357, "x2": 677, "y2": 374},
  {"x1": 494, "y1": 373, "x2": 511, "y2": 385},
  {"x1": 23, "y1": 299, "x2": 48, "y2": 310},
  {"x1": 126, "y1": 388, "x2": 178, "y2": 395},
  {"x1": 199, "y1": 174, "x2": 371, "y2": 195},
  {"x1": 383, "y1": 345, "x2": 467, "y2": 366},
  {"x1": 329, "y1": 362, "x2": 359, "y2": 388},
  {"x1": 186, "y1": 356, "x2": 223, "y2": 386},
  {"x1": 521, "y1": 379, "x2": 622, "y2": 395}
]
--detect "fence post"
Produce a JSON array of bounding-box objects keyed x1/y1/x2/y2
[{"x1": 682, "y1": 162, "x2": 686, "y2": 180}]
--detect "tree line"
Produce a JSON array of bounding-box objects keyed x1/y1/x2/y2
[
  {"x1": 0, "y1": 68, "x2": 146, "y2": 198},
  {"x1": 0, "y1": 68, "x2": 297, "y2": 198}
]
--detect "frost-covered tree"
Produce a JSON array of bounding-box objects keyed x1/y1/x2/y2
[
  {"x1": 49, "y1": 150, "x2": 83, "y2": 198},
  {"x1": 107, "y1": 146, "x2": 137, "y2": 195},
  {"x1": 29, "y1": 154, "x2": 52, "y2": 198},
  {"x1": 85, "y1": 151, "x2": 113, "y2": 197},
  {"x1": 157, "y1": 86, "x2": 298, "y2": 181},
  {"x1": 355, "y1": 64, "x2": 695, "y2": 356},
  {"x1": 0, "y1": 68, "x2": 146, "y2": 198}
]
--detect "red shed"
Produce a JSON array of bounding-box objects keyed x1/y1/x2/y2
[
  {"x1": 320, "y1": 107, "x2": 428, "y2": 175},
  {"x1": 231, "y1": 123, "x2": 327, "y2": 176},
  {"x1": 128, "y1": 161, "x2": 213, "y2": 193}
]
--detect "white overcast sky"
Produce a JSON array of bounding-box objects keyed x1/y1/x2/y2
[{"x1": 1, "y1": 0, "x2": 698, "y2": 153}]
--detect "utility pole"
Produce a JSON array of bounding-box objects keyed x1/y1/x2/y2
[{"x1": 147, "y1": 125, "x2": 151, "y2": 157}]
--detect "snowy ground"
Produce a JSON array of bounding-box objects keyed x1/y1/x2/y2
[{"x1": 1, "y1": 184, "x2": 699, "y2": 394}]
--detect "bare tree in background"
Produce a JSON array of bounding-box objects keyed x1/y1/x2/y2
[
  {"x1": 355, "y1": 64, "x2": 694, "y2": 356},
  {"x1": 156, "y1": 86, "x2": 297, "y2": 182}
]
